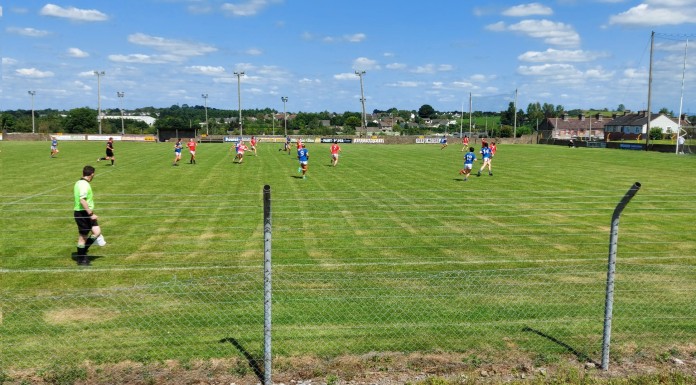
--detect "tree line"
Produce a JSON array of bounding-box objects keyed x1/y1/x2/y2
[{"x1": 2, "y1": 102, "x2": 690, "y2": 138}]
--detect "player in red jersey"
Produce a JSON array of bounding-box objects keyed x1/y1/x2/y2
[
  {"x1": 250, "y1": 136, "x2": 258, "y2": 156},
  {"x1": 234, "y1": 140, "x2": 249, "y2": 164},
  {"x1": 187, "y1": 138, "x2": 197, "y2": 164},
  {"x1": 330, "y1": 140, "x2": 342, "y2": 167},
  {"x1": 461, "y1": 135, "x2": 469, "y2": 152}
]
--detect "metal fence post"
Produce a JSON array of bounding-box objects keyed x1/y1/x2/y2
[
  {"x1": 601, "y1": 182, "x2": 641, "y2": 370},
  {"x1": 263, "y1": 185, "x2": 272, "y2": 385}
]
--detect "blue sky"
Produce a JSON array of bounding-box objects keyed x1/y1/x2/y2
[{"x1": 1, "y1": 1, "x2": 695, "y2": 115}]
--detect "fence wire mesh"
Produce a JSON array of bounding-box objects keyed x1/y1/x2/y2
[
  {"x1": 2, "y1": 181, "x2": 695, "y2": 374},
  {"x1": 2, "y1": 263, "x2": 695, "y2": 370}
]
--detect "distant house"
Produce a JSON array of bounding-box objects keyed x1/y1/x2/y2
[
  {"x1": 540, "y1": 113, "x2": 608, "y2": 139},
  {"x1": 603, "y1": 111, "x2": 687, "y2": 140}
]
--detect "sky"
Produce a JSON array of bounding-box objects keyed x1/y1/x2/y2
[{"x1": 1, "y1": 0, "x2": 695, "y2": 115}]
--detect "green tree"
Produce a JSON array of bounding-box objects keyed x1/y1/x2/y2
[
  {"x1": 1, "y1": 113, "x2": 17, "y2": 131},
  {"x1": 649, "y1": 127, "x2": 663, "y2": 140},
  {"x1": 63, "y1": 108, "x2": 97, "y2": 133},
  {"x1": 542, "y1": 103, "x2": 556, "y2": 117},
  {"x1": 344, "y1": 116, "x2": 361, "y2": 129},
  {"x1": 617, "y1": 104, "x2": 626, "y2": 112},
  {"x1": 418, "y1": 104, "x2": 435, "y2": 119},
  {"x1": 526, "y1": 102, "x2": 544, "y2": 126},
  {"x1": 500, "y1": 102, "x2": 515, "y2": 126}
]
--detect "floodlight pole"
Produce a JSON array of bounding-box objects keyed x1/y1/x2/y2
[
  {"x1": 645, "y1": 31, "x2": 654, "y2": 150},
  {"x1": 94, "y1": 71, "x2": 105, "y2": 134},
  {"x1": 202, "y1": 93, "x2": 209, "y2": 136},
  {"x1": 281, "y1": 97, "x2": 288, "y2": 137},
  {"x1": 28, "y1": 91, "x2": 36, "y2": 134},
  {"x1": 117, "y1": 92, "x2": 125, "y2": 135},
  {"x1": 234, "y1": 71, "x2": 245, "y2": 137},
  {"x1": 355, "y1": 70, "x2": 367, "y2": 128}
]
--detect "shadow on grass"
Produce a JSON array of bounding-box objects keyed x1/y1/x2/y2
[
  {"x1": 522, "y1": 326, "x2": 600, "y2": 366},
  {"x1": 70, "y1": 253, "x2": 104, "y2": 264},
  {"x1": 219, "y1": 337, "x2": 264, "y2": 382}
]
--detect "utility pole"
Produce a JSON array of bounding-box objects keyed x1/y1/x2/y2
[
  {"x1": 234, "y1": 71, "x2": 245, "y2": 137},
  {"x1": 117, "y1": 92, "x2": 125, "y2": 135},
  {"x1": 202, "y1": 93, "x2": 209, "y2": 135},
  {"x1": 281, "y1": 97, "x2": 288, "y2": 136},
  {"x1": 645, "y1": 31, "x2": 655, "y2": 150},
  {"x1": 94, "y1": 71, "x2": 105, "y2": 134},
  {"x1": 513, "y1": 88, "x2": 518, "y2": 139},
  {"x1": 28, "y1": 91, "x2": 36, "y2": 134},
  {"x1": 355, "y1": 70, "x2": 367, "y2": 128}
]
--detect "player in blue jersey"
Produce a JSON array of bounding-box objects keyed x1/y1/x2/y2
[
  {"x1": 281, "y1": 135, "x2": 292, "y2": 154},
  {"x1": 50, "y1": 136, "x2": 59, "y2": 158},
  {"x1": 172, "y1": 138, "x2": 183, "y2": 166},
  {"x1": 477, "y1": 142, "x2": 492, "y2": 176},
  {"x1": 459, "y1": 147, "x2": 477, "y2": 181},
  {"x1": 440, "y1": 136, "x2": 448, "y2": 150},
  {"x1": 297, "y1": 143, "x2": 309, "y2": 179}
]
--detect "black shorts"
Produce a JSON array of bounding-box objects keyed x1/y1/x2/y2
[
  {"x1": 106, "y1": 149, "x2": 114, "y2": 157},
  {"x1": 74, "y1": 210, "x2": 98, "y2": 235}
]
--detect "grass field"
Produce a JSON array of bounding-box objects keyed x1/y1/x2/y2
[{"x1": 1, "y1": 140, "x2": 695, "y2": 373}]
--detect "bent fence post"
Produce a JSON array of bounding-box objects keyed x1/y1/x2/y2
[
  {"x1": 263, "y1": 185, "x2": 272, "y2": 385},
  {"x1": 601, "y1": 182, "x2": 641, "y2": 370}
]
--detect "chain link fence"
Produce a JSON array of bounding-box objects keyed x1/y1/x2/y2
[{"x1": 2, "y1": 262, "x2": 695, "y2": 372}]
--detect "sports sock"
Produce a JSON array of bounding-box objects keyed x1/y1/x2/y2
[{"x1": 84, "y1": 236, "x2": 96, "y2": 251}]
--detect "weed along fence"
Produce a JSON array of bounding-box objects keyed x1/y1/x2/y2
[{"x1": 1, "y1": 184, "x2": 695, "y2": 381}]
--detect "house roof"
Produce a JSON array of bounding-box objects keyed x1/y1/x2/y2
[
  {"x1": 546, "y1": 115, "x2": 608, "y2": 130},
  {"x1": 603, "y1": 112, "x2": 683, "y2": 127}
]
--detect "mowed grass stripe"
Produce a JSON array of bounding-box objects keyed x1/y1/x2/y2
[{"x1": 1, "y1": 140, "x2": 695, "y2": 367}]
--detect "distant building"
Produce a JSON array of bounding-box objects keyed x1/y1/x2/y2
[
  {"x1": 603, "y1": 111, "x2": 687, "y2": 139},
  {"x1": 540, "y1": 113, "x2": 608, "y2": 139}
]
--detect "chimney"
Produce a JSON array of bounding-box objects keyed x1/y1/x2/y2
[
  {"x1": 596, "y1": 113, "x2": 602, "y2": 121},
  {"x1": 562, "y1": 113, "x2": 568, "y2": 121},
  {"x1": 579, "y1": 114, "x2": 586, "y2": 121},
  {"x1": 612, "y1": 113, "x2": 618, "y2": 119}
]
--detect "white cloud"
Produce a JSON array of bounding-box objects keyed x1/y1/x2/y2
[
  {"x1": 108, "y1": 54, "x2": 174, "y2": 64},
  {"x1": 245, "y1": 48, "x2": 263, "y2": 55},
  {"x1": 185, "y1": 65, "x2": 227, "y2": 75},
  {"x1": 518, "y1": 63, "x2": 614, "y2": 83},
  {"x1": 304, "y1": 31, "x2": 367, "y2": 43},
  {"x1": 485, "y1": 21, "x2": 507, "y2": 32},
  {"x1": 390, "y1": 81, "x2": 421, "y2": 87},
  {"x1": 344, "y1": 33, "x2": 366, "y2": 42},
  {"x1": 16, "y1": 68, "x2": 54, "y2": 78},
  {"x1": 6, "y1": 27, "x2": 50, "y2": 37},
  {"x1": 510, "y1": 19, "x2": 580, "y2": 47},
  {"x1": 127, "y1": 33, "x2": 217, "y2": 56},
  {"x1": 386, "y1": 63, "x2": 407, "y2": 70},
  {"x1": 2, "y1": 57, "x2": 18, "y2": 65},
  {"x1": 334, "y1": 73, "x2": 359, "y2": 80},
  {"x1": 67, "y1": 47, "x2": 89, "y2": 58},
  {"x1": 609, "y1": 1, "x2": 696, "y2": 26},
  {"x1": 352, "y1": 57, "x2": 380, "y2": 71},
  {"x1": 221, "y1": 0, "x2": 271, "y2": 16},
  {"x1": 502, "y1": 3, "x2": 553, "y2": 17},
  {"x1": 411, "y1": 64, "x2": 454, "y2": 74},
  {"x1": 40, "y1": 4, "x2": 108, "y2": 22},
  {"x1": 518, "y1": 48, "x2": 608, "y2": 62},
  {"x1": 299, "y1": 78, "x2": 321, "y2": 84}
]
